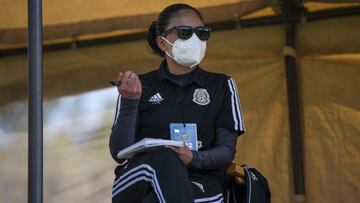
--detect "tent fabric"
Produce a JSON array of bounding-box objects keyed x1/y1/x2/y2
[
  {"x1": 0, "y1": 0, "x2": 243, "y2": 28},
  {"x1": 229, "y1": 58, "x2": 291, "y2": 203},
  {"x1": 1, "y1": 0, "x2": 359, "y2": 49},
  {"x1": 0, "y1": 0, "x2": 269, "y2": 48},
  {"x1": 297, "y1": 15, "x2": 360, "y2": 56},
  {"x1": 300, "y1": 54, "x2": 360, "y2": 203}
]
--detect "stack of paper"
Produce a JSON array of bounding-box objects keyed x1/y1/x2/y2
[{"x1": 117, "y1": 138, "x2": 184, "y2": 159}]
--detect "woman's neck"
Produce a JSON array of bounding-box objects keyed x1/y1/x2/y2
[{"x1": 166, "y1": 57, "x2": 194, "y2": 75}]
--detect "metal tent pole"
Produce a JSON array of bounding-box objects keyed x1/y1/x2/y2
[
  {"x1": 284, "y1": 21, "x2": 306, "y2": 198},
  {"x1": 28, "y1": 0, "x2": 43, "y2": 202},
  {"x1": 279, "y1": 0, "x2": 306, "y2": 201}
]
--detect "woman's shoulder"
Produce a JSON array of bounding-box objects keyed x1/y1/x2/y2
[
  {"x1": 138, "y1": 69, "x2": 159, "y2": 81},
  {"x1": 199, "y1": 67, "x2": 232, "y2": 82}
]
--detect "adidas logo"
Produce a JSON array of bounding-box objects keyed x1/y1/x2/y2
[{"x1": 148, "y1": 93, "x2": 164, "y2": 104}]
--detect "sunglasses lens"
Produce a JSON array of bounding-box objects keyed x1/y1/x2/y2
[
  {"x1": 196, "y1": 28, "x2": 211, "y2": 41},
  {"x1": 176, "y1": 26, "x2": 193, "y2": 40},
  {"x1": 166, "y1": 26, "x2": 211, "y2": 41}
]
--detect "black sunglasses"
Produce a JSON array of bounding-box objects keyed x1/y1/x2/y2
[{"x1": 162, "y1": 25, "x2": 212, "y2": 41}]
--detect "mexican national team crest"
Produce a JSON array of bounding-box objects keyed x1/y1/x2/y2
[{"x1": 193, "y1": 88, "x2": 210, "y2": 105}]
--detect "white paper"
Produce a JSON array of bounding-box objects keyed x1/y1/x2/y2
[{"x1": 117, "y1": 138, "x2": 184, "y2": 159}]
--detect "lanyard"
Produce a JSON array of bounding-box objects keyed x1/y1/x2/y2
[{"x1": 176, "y1": 86, "x2": 188, "y2": 127}]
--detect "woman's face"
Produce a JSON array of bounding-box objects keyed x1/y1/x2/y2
[{"x1": 157, "y1": 9, "x2": 204, "y2": 52}]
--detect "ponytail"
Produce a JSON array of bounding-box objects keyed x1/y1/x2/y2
[{"x1": 147, "y1": 21, "x2": 165, "y2": 57}]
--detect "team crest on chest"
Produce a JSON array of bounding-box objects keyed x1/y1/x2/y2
[{"x1": 192, "y1": 88, "x2": 210, "y2": 105}]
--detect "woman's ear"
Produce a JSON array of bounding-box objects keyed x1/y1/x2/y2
[{"x1": 156, "y1": 35, "x2": 167, "y2": 51}]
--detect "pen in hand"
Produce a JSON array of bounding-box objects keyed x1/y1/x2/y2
[
  {"x1": 109, "y1": 80, "x2": 148, "y2": 89},
  {"x1": 109, "y1": 80, "x2": 121, "y2": 86}
]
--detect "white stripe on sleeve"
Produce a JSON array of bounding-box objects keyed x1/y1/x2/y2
[
  {"x1": 230, "y1": 78, "x2": 245, "y2": 131},
  {"x1": 112, "y1": 94, "x2": 122, "y2": 129},
  {"x1": 227, "y1": 79, "x2": 239, "y2": 131}
]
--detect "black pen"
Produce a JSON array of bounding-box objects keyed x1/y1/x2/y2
[
  {"x1": 109, "y1": 80, "x2": 148, "y2": 89},
  {"x1": 109, "y1": 80, "x2": 121, "y2": 86}
]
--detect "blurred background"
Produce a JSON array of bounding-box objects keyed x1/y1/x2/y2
[{"x1": 1, "y1": 0, "x2": 360, "y2": 202}]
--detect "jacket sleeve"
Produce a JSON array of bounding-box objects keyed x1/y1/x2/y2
[
  {"x1": 215, "y1": 77, "x2": 245, "y2": 136},
  {"x1": 189, "y1": 126, "x2": 237, "y2": 169},
  {"x1": 109, "y1": 95, "x2": 139, "y2": 163}
]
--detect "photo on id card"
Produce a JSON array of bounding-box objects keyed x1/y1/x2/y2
[{"x1": 170, "y1": 123, "x2": 198, "y2": 151}]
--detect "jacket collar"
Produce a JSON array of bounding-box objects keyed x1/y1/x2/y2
[{"x1": 157, "y1": 60, "x2": 206, "y2": 88}]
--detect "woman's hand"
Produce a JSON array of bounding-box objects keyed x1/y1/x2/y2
[
  {"x1": 117, "y1": 71, "x2": 142, "y2": 100},
  {"x1": 167, "y1": 145, "x2": 193, "y2": 166}
]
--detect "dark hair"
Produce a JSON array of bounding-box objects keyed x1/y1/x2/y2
[{"x1": 147, "y1": 4, "x2": 204, "y2": 57}]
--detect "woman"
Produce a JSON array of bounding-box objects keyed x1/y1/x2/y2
[{"x1": 109, "y1": 4, "x2": 245, "y2": 203}]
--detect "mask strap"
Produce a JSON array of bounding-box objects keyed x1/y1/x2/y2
[
  {"x1": 165, "y1": 50, "x2": 176, "y2": 61},
  {"x1": 161, "y1": 37, "x2": 176, "y2": 61},
  {"x1": 190, "y1": 63, "x2": 198, "y2": 68},
  {"x1": 161, "y1": 36, "x2": 173, "y2": 46}
]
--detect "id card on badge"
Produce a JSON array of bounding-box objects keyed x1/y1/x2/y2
[{"x1": 170, "y1": 123, "x2": 198, "y2": 151}]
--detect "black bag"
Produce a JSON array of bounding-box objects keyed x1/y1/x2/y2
[{"x1": 224, "y1": 164, "x2": 271, "y2": 203}]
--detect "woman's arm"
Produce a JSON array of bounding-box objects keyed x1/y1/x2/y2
[
  {"x1": 109, "y1": 71, "x2": 142, "y2": 163},
  {"x1": 109, "y1": 97, "x2": 139, "y2": 163},
  {"x1": 189, "y1": 127, "x2": 237, "y2": 169}
]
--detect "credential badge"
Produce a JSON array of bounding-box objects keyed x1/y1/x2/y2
[{"x1": 193, "y1": 88, "x2": 210, "y2": 106}]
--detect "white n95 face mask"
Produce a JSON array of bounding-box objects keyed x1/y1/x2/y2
[{"x1": 162, "y1": 34, "x2": 206, "y2": 68}]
